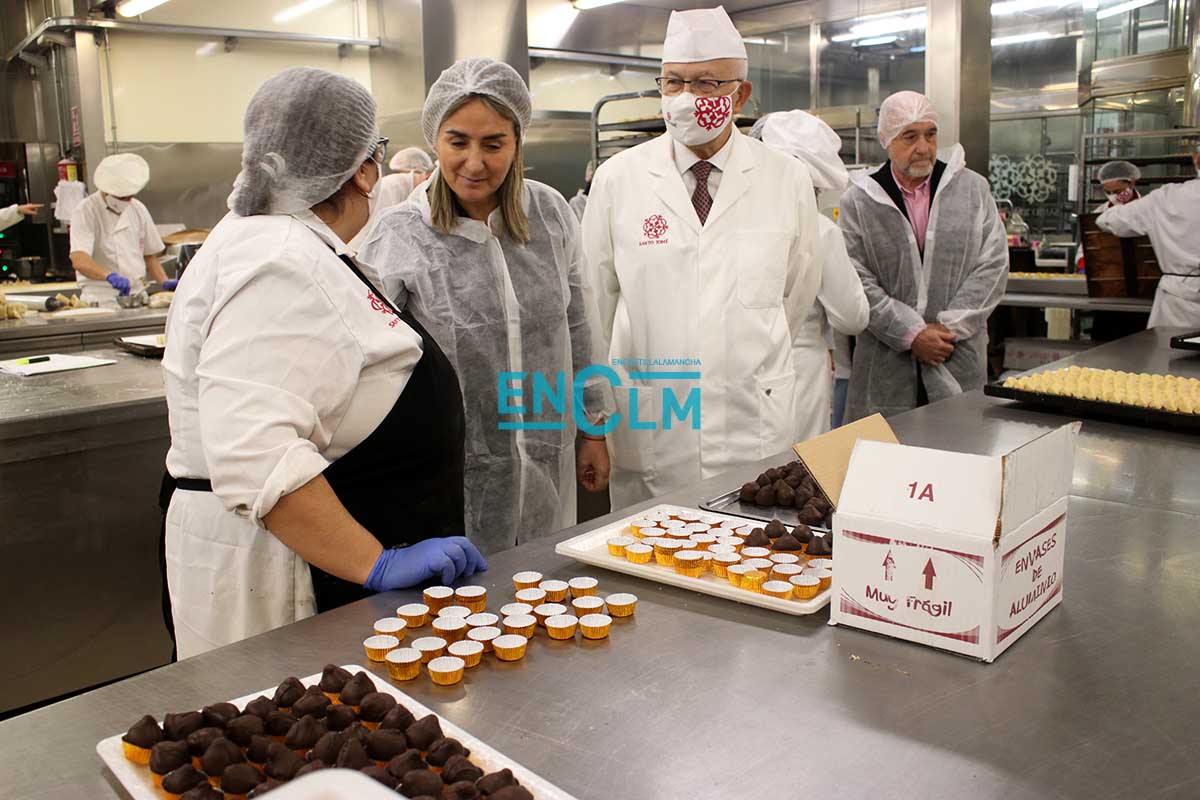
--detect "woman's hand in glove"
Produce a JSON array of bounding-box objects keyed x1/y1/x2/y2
[{"x1": 364, "y1": 537, "x2": 488, "y2": 591}]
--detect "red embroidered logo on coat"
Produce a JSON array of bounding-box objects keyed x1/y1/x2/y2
[
  {"x1": 642, "y1": 214, "x2": 669, "y2": 239},
  {"x1": 695, "y1": 96, "x2": 733, "y2": 131},
  {"x1": 368, "y1": 290, "x2": 400, "y2": 328}
]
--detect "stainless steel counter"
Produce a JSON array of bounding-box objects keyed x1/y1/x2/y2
[
  {"x1": 0, "y1": 349, "x2": 172, "y2": 715},
  {"x1": 2, "y1": 332, "x2": 1199, "y2": 799},
  {"x1": 1000, "y1": 292, "x2": 1153, "y2": 313},
  {"x1": 0, "y1": 308, "x2": 168, "y2": 360}
]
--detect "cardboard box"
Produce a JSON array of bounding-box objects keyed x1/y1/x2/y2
[
  {"x1": 792, "y1": 413, "x2": 899, "y2": 507},
  {"x1": 830, "y1": 422, "x2": 1079, "y2": 662}
]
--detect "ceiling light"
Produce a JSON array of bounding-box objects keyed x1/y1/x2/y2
[
  {"x1": 855, "y1": 35, "x2": 900, "y2": 46},
  {"x1": 1096, "y1": 0, "x2": 1156, "y2": 19},
  {"x1": 991, "y1": 31, "x2": 1061, "y2": 45},
  {"x1": 273, "y1": 0, "x2": 336, "y2": 24},
  {"x1": 573, "y1": 0, "x2": 628, "y2": 8},
  {"x1": 117, "y1": 0, "x2": 172, "y2": 15},
  {"x1": 831, "y1": 13, "x2": 927, "y2": 42},
  {"x1": 991, "y1": 0, "x2": 1073, "y2": 16}
]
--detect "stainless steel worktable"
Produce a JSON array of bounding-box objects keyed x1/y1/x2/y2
[
  {"x1": 0, "y1": 349, "x2": 172, "y2": 715},
  {"x1": 0, "y1": 307, "x2": 168, "y2": 360},
  {"x1": 2, "y1": 331, "x2": 1198, "y2": 800}
]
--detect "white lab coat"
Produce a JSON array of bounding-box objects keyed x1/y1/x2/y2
[
  {"x1": 162, "y1": 210, "x2": 422, "y2": 659},
  {"x1": 792, "y1": 215, "x2": 869, "y2": 441},
  {"x1": 1097, "y1": 179, "x2": 1200, "y2": 328},
  {"x1": 568, "y1": 190, "x2": 588, "y2": 222},
  {"x1": 0, "y1": 204, "x2": 22, "y2": 231},
  {"x1": 68, "y1": 192, "x2": 164, "y2": 302},
  {"x1": 582, "y1": 129, "x2": 821, "y2": 511},
  {"x1": 377, "y1": 172, "x2": 418, "y2": 211}
]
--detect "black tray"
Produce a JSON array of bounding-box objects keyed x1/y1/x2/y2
[
  {"x1": 700, "y1": 488, "x2": 831, "y2": 532},
  {"x1": 1169, "y1": 331, "x2": 1200, "y2": 351},
  {"x1": 113, "y1": 337, "x2": 165, "y2": 358},
  {"x1": 984, "y1": 381, "x2": 1200, "y2": 431}
]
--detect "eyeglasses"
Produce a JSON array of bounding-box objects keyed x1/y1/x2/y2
[
  {"x1": 655, "y1": 77, "x2": 743, "y2": 97},
  {"x1": 370, "y1": 136, "x2": 390, "y2": 165}
]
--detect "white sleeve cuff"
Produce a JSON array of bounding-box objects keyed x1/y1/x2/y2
[{"x1": 246, "y1": 441, "x2": 331, "y2": 527}]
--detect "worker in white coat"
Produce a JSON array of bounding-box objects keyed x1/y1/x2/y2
[
  {"x1": 839, "y1": 91, "x2": 1008, "y2": 421},
  {"x1": 378, "y1": 146, "x2": 434, "y2": 210},
  {"x1": 162, "y1": 67, "x2": 485, "y2": 659},
  {"x1": 1093, "y1": 160, "x2": 1141, "y2": 213},
  {"x1": 1097, "y1": 145, "x2": 1200, "y2": 328},
  {"x1": 359, "y1": 59, "x2": 613, "y2": 555},
  {"x1": 0, "y1": 202, "x2": 41, "y2": 231},
  {"x1": 582, "y1": 7, "x2": 821, "y2": 511},
  {"x1": 755, "y1": 110, "x2": 869, "y2": 440},
  {"x1": 568, "y1": 160, "x2": 595, "y2": 222},
  {"x1": 69, "y1": 153, "x2": 168, "y2": 305}
]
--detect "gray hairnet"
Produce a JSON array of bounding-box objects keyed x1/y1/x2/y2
[
  {"x1": 422, "y1": 58, "x2": 532, "y2": 149},
  {"x1": 389, "y1": 146, "x2": 434, "y2": 173},
  {"x1": 228, "y1": 67, "x2": 377, "y2": 217},
  {"x1": 1097, "y1": 160, "x2": 1140, "y2": 183}
]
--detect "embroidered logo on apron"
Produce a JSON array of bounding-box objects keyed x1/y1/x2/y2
[{"x1": 367, "y1": 290, "x2": 400, "y2": 328}]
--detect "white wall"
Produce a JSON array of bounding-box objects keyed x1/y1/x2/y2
[
  {"x1": 530, "y1": 60, "x2": 659, "y2": 118},
  {"x1": 99, "y1": 0, "x2": 372, "y2": 143}
]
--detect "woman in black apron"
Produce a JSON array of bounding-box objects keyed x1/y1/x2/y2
[{"x1": 159, "y1": 67, "x2": 487, "y2": 658}]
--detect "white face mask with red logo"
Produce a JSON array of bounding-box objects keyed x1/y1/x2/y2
[{"x1": 661, "y1": 92, "x2": 734, "y2": 147}]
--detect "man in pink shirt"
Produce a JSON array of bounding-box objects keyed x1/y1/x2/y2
[{"x1": 838, "y1": 91, "x2": 1008, "y2": 420}]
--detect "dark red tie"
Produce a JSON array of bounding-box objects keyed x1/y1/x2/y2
[{"x1": 691, "y1": 161, "x2": 713, "y2": 225}]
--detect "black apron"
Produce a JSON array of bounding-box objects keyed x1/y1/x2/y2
[{"x1": 160, "y1": 251, "x2": 466, "y2": 638}]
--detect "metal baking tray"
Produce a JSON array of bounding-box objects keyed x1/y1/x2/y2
[
  {"x1": 699, "y1": 488, "x2": 831, "y2": 532},
  {"x1": 1169, "y1": 330, "x2": 1200, "y2": 351},
  {"x1": 984, "y1": 381, "x2": 1200, "y2": 431},
  {"x1": 555, "y1": 503, "x2": 832, "y2": 616},
  {"x1": 97, "y1": 664, "x2": 577, "y2": 800}
]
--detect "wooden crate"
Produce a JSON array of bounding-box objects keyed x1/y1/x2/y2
[{"x1": 1079, "y1": 212, "x2": 1160, "y2": 298}]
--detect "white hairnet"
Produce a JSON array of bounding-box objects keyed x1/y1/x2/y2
[
  {"x1": 94, "y1": 153, "x2": 149, "y2": 196},
  {"x1": 878, "y1": 90, "x2": 938, "y2": 148},
  {"x1": 228, "y1": 67, "x2": 377, "y2": 217},
  {"x1": 389, "y1": 146, "x2": 434, "y2": 173},
  {"x1": 760, "y1": 109, "x2": 848, "y2": 192},
  {"x1": 748, "y1": 114, "x2": 769, "y2": 140},
  {"x1": 1097, "y1": 160, "x2": 1140, "y2": 183},
  {"x1": 422, "y1": 58, "x2": 532, "y2": 149}
]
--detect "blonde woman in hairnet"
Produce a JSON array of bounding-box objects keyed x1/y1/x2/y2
[
  {"x1": 753, "y1": 110, "x2": 869, "y2": 438},
  {"x1": 359, "y1": 58, "x2": 613, "y2": 556},
  {"x1": 162, "y1": 67, "x2": 485, "y2": 658},
  {"x1": 838, "y1": 90, "x2": 1008, "y2": 420}
]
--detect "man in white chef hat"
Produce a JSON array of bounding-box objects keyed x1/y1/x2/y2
[
  {"x1": 69, "y1": 152, "x2": 168, "y2": 304},
  {"x1": 581, "y1": 5, "x2": 822, "y2": 511}
]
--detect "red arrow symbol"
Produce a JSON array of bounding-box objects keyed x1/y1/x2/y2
[{"x1": 922, "y1": 558, "x2": 936, "y2": 591}]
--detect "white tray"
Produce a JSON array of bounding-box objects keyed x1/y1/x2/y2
[
  {"x1": 555, "y1": 504, "x2": 831, "y2": 616},
  {"x1": 96, "y1": 664, "x2": 577, "y2": 800}
]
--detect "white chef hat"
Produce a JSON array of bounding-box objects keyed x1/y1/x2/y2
[
  {"x1": 760, "y1": 110, "x2": 848, "y2": 192},
  {"x1": 93, "y1": 153, "x2": 150, "y2": 197},
  {"x1": 662, "y1": 6, "x2": 747, "y2": 64},
  {"x1": 877, "y1": 90, "x2": 938, "y2": 148}
]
